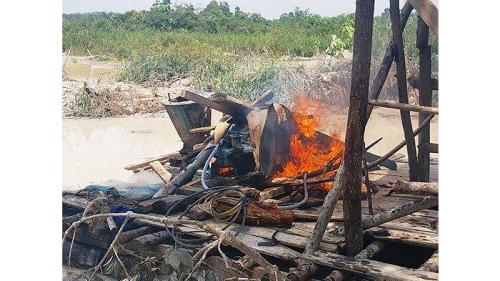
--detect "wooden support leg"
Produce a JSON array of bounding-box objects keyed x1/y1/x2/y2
[
  {"x1": 390, "y1": 0, "x2": 419, "y2": 181},
  {"x1": 342, "y1": 0, "x2": 375, "y2": 257},
  {"x1": 366, "y1": 1, "x2": 414, "y2": 121},
  {"x1": 416, "y1": 17, "x2": 433, "y2": 182},
  {"x1": 290, "y1": 2, "x2": 376, "y2": 279}
]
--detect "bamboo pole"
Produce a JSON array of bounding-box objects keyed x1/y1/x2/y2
[{"x1": 390, "y1": 0, "x2": 419, "y2": 181}]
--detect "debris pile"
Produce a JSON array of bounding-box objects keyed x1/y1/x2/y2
[{"x1": 63, "y1": 89, "x2": 438, "y2": 281}]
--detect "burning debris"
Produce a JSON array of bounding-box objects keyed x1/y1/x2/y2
[{"x1": 63, "y1": 87, "x2": 437, "y2": 281}]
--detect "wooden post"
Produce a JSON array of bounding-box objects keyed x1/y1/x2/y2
[
  {"x1": 390, "y1": 0, "x2": 419, "y2": 181},
  {"x1": 416, "y1": 17, "x2": 433, "y2": 182},
  {"x1": 366, "y1": 1, "x2": 413, "y2": 120},
  {"x1": 292, "y1": 2, "x2": 375, "y2": 278},
  {"x1": 342, "y1": 0, "x2": 375, "y2": 257}
]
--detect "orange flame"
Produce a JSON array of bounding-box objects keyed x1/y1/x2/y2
[
  {"x1": 275, "y1": 96, "x2": 345, "y2": 190},
  {"x1": 219, "y1": 167, "x2": 234, "y2": 176}
]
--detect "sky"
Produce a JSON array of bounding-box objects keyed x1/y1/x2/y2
[{"x1": 62, "y1": 0, "x2": 431, "y2": 19}]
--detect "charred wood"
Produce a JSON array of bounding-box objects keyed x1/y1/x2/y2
[
  {"x1": 367, "y1": 1, "x2": 414, "y2": 120},
  {"x1": 390, "y1": 0, "x2": 418, "y2": 181}
]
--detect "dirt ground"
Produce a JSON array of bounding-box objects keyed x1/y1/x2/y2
[{"x1": 62, "y1": 56, "x2": 438, "y2": 190}]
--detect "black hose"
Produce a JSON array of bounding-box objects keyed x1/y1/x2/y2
[{"x1": 278, "y1": 173, "x2": 309, "y2": 210}]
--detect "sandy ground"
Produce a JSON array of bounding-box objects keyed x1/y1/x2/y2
[{"x1": 62, "y1": 56, "x2": 438, "y2": 190}]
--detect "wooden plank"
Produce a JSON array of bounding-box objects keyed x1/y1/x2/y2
[
  {"x1": 149, "y1": 160, "x2": 172, "y2": 184},
  {"x1": 124, "y1": 153, "x2": 183, "y2": 171},
  {"x1": 252, "y1": 90, "x2": 274, "y2": 107},
  {"x1": 368, "y1": 99, "x2": 438, "y2": 114},
  {"x1": 408, "y1": 0, "x2": 438, "y2": 36},
  {"x1": 62, "y1": 195, "x2": 88, "y2": 210},
  {"x1": 189, "y1": 125, "x2": 216, "y2": 134},
  {"x1": 137, "y1": 216, "x2": 302, "y2": 261},
  {"x1": 419, "y1": 251, "x2": 438, "y2": 272},
  {"x1": 304, "y1": 250, "x2": 438, "y2": 281},
  {"x1": 181, "y1": 90, "x2": 253, "y2": 116},
  {"x1": 135, "y1": 214, "x2": 341, "y2": 254},
  {"x1": 374, "y1": 229, "x2": 438, "y2": 248}
]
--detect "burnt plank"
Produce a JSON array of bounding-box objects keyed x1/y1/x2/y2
[{"x1": 181, "y1": 90, "x2": 253, "y2": 116}]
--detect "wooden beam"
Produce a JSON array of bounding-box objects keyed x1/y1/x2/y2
[
  {"x1": 367, "y1": 1, "x2": 414, "y2": 120},
  {"x1": 408, "y1": 0, "x2": 438, "y2": 36},
  {"x1": 416, "y1": 16, "x2": 433, "y2": 182},
  {"x1": 408, "y1": 77, "x2": 438, "y2": 91},
  {"x1": 181, "y1": 90, "x2": 253, "y2": 116},
  {"x1": 390, "y1": 0, "x2": 419, "y2": 181},
  {"x1": 149, "y1": 160, "x2": 172, "y2": 184},
  {"x1": 393, "y1": 180, "x2": 438, "y2": 196},
  {"x1": 368, "y1": 100, "x2": 438, "y2": 114},
  {"x1": 363, "y1": 196, "x2": 438, "y2": 231},
  {"x1": 124, "y1": 152, "x2": 183, "y2": 171},
  {"x1": 252, "y1": 90, "x2": 274, "y2": 107},
  {"x1": 325, "y1": 241, "x2": 386, "y2": 281},
  {"x1": 304, "y1": 250, "x2": 438, "y2": 281},
  {"x1": 422, "y1": 142, "x2": 438, "y2": 153},
  {"x1": 189, "y1": 125, "x2": 216, "y2": 134}
]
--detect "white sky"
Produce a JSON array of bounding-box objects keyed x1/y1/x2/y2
[{"x1": 62, "y1": 0, "x2": 437, "y2": 19}]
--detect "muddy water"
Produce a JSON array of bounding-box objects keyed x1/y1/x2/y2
[
  {"x1": 63, "y1": 115, "x2": 183, "y2": 190},
  {"x1": 63, "y1": 108, "x2": 437, "y2": 190},
  {"x1": 63, "y1": 56, "x2": 118, "y2": 80}
]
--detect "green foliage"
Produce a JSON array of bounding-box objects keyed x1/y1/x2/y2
[{"x1": 63, "y1": 1, "x2": 438, "y2": 104}]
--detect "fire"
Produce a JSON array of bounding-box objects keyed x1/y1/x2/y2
[
  {"x1": 219, "y1": 167, "x2": 234, "y2": 176},
  {"x1": 275, "y1": 96, "x2": 345, "y2": 189}
]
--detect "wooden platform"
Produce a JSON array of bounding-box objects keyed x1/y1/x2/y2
[{"x1": 63, "y1": 180, "x2": 438, "y2": 281}]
